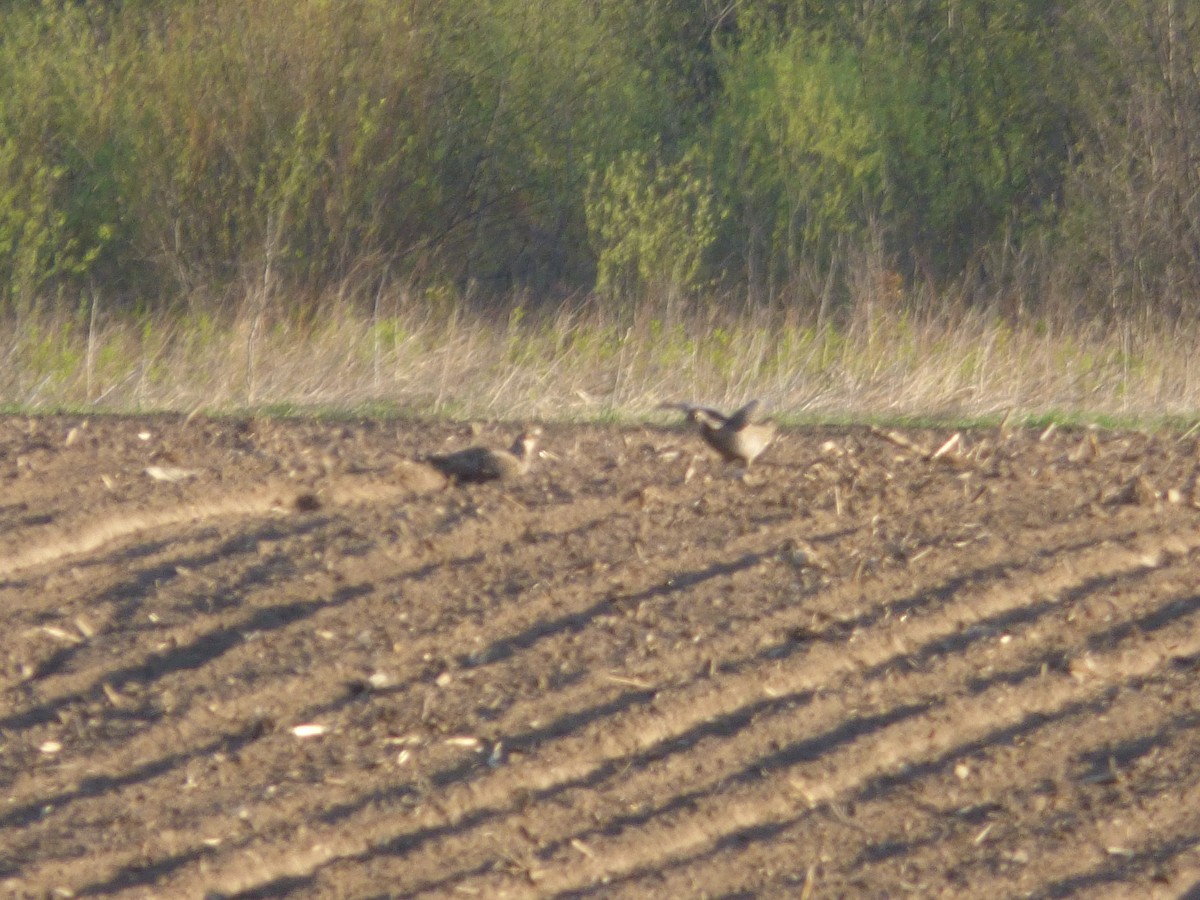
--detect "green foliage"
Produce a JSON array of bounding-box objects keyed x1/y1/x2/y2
[
  {"x1": 370, "y1": 318, "x2": 410, "y2": 354},
  {"x1": 14, "y1": 315, "x2": 83, "y2": 395},
  {"x1": 122, "y1": 0, "x2": 433, "y2": 286},
  {"x1": 710, "y1": 30, "x2": 882, "y2": 288},
  {"x1": 1055, "y1": 0, "x2": 1200, "y2": 318},
  {"x1": 860, "y1": 0, "x2": 1074, "y2": 279},
  {"x1": 0, "y1": 0, "x2": 1188, "y2": 321},
  {"x1": 0, "y1": 2, "x2": 123, "y2": 304},
  {"x1": 104, "y1": 0, "x2": 660, "y2": 294},
  {"x1": 586, "y1": 146, "x2": 720, "y2": 300},
  {"x1": 0, "y1": 146, "x2": 68, "y2": 305}
]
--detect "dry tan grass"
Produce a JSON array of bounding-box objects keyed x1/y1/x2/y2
[{"x1": 2, "y1": 284, "x2": 1198, "y2": 425}]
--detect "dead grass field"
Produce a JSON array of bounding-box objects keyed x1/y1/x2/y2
[
  {"x1": 7, "y1": 296, "x2": 1200, "y2": 424},
  {"x1": 3, "y1": 414, "x2": 1200, "y2": 898}
]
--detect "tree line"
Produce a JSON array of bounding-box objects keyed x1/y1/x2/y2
[{"x1": 1, "y1": 0, "x2": 1197, "y2": 319}]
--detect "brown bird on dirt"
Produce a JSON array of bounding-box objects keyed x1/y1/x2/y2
[
  {"x1": 426, "y1": 427, "x2": 542, "y2": 483},
  {"x1": 662, "y1": 399, "x2": 777, "y2": 468}
]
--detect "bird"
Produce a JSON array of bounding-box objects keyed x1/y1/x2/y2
[
  {"x1": 662, "y1": 399, "x2": 777, "y2": 468},
  {"x1": 426, "y1": 427, "x2": 542, "y2": 483}
]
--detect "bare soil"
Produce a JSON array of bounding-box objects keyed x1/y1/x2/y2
[{"x1": 3, "y1": 414, "x2": 1200, "y2": 899}]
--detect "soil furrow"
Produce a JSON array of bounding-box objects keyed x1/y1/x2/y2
[
  {"x1": 609, "y1": 650, "x2": 1200, "y2": 897},
  {"x1": 5, "y1": 416, "x2": 1200, "y2": 899},
  {"x1": 154, "y1": 522, "x2": 1200, "y2": 896},
  {"x1": 416, "y1": 554, "x2": 1200, "y2": 896}
]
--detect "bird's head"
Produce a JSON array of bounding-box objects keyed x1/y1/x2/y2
[{"x1": 512, "y1": 426, "x2": 542, "y2": 460}]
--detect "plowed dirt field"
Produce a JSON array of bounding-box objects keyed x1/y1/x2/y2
[{"x1": 4, "y1": 414, "x2": 1200, "y2": 899}]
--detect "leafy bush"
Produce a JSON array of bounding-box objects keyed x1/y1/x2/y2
[
  {"x1": 586, "y1": 147, "x2": 720, "y2": 300},
  {"x1": 0, "y1": 0, "x2": 1191, "y2": 323},
  {"x1": 710, "y1": 31, "x2": 882, "y2": 291}
]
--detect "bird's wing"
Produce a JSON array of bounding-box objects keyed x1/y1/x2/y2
[
  {"x1": 724, "y1": 399, "x2": 761, "y2": 431},
  {"x1": 656, "y1": 401, "x2": 695, "y2": 414},
  {"x1": 429, "y1": 446, "x2": 489, "y2": 468},
  {"x1": 659, "y1": 401, "x2": 732, "y2": 423}
]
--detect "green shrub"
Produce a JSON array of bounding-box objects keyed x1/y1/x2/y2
[
  {"x1": 586, "y1": 146, "x2": 720, "y2": 300},
  {"x1": 709, "y1": 31, "x2": 882, "y2": 296}
]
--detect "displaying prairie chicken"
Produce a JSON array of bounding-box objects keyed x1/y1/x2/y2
[{"x1": 662, "y1": 400, "x2": 776, "y2": 468}]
